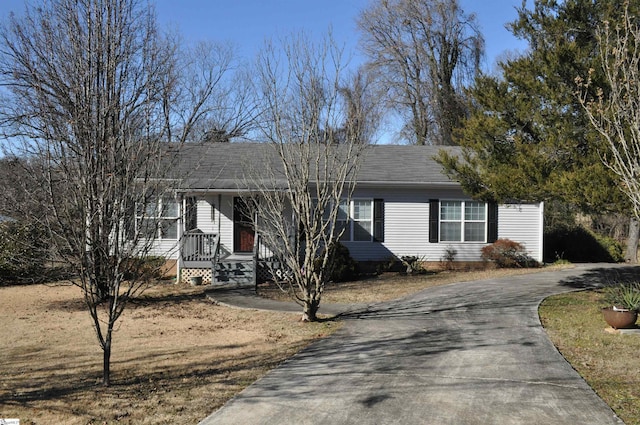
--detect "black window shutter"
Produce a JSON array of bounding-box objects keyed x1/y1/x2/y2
[
  {"x1": 487, "y1": 202, "x2": 498, "y2": 243},
  {"x1": 429, "y1": 199, "x2": 439, "y2": 243},
  {"x1": 373, "y1": 199, "x2": 384, "y2": 242}
]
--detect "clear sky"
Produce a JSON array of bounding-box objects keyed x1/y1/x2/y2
[
  {"x1": 1, "y1": 0, "x2": 531, "y2": 72},
  {"x1": 152, "y1": 0, "x2": 530, "y2": 71}
]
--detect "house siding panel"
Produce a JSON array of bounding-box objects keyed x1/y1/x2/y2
[
  {"x1": 343, "y1": 188, "x2": 543, "y2": 263},
  {"x1": 498, "y1": 203, "x2": 543, "y2": 262},
  {"x1": 147, "y1": 239, "x2": 180, "y2": 260},
  {"x1": 196, "y1": 197, "x2": 216, "y2": 233},
  {"x1": 218, "y1": 195, "x2": 234, "y2": 256}
]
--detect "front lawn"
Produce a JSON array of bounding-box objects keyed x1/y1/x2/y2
[
  {"x1": 0, "y1": 282, "x2": 338, "y2": 424},
  {"x1": 539, "y1": 290, "x2": 640, "y2": 424}
]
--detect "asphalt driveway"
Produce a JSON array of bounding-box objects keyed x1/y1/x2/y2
[{"x1": 200, "y1": 264, "x2": 634, "y2": 425}]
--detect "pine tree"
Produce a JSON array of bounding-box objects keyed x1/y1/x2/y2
[{"x1": 438, "y1": 0, "x2": 635, "y2": 259}]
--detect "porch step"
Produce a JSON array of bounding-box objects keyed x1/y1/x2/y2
[{"x1": 214, "y1": 260, "x2": 254, "y2": 285}]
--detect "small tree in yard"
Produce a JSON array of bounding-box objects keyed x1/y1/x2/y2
[
  {"x1": 0, "y1": 0, "x2": 246, "y2": 385},
  {"x1": 248, "y1": 34, "x2": 372, "y2": 322},
  {"x1": 578, "y1": 4, "x2": 640, "y2": 238}
]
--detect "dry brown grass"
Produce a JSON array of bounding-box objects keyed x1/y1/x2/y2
[
  {"x1": 0, "y1": 282, "x2": 338, "y2": 424},
  {"x1": 539, "y1": 290, "x2": 640, "y2": 425},
  {"x1": 0, "y1": 264, "x2": 580, "y2": 424},
  {"x1": 258, "y1": 266, "x2": 560, "y2": 304}
]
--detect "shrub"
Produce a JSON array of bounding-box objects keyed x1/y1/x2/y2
[
  {"x1": 544, "y1": 224, "x2": 623, "y2": 263},
  {"x1": 0, "y1": 221, "x2": 48, "y2": 284},
  {"x1": 400, "y1": 255, "x2": 427, "y2": 274},
  {"x1": 441, "y1": 246, "x2": 457, "y2": 270},
  {"x1": 377, "y1": 256, "x2": 405, "y2": 273},
  {"x1": 121, "y1": 256, "x2": 166, "y2": 281},
  {"x1": 481, "y1": 239, "x2": 539, "y2": 268},
  {"x1": 321, "y1": 241, "x2": 358, "y2": 283},
  {"x1": 593, "y1": 233, "x2": 624, "y2": 263}
]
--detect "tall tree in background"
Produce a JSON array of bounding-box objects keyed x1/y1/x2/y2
[
  {"x1": 437, "y1": 0, "x2": 636, "y2": 260},
  {"x1": 0, "y1": 0, "x2": 244, "y2": 385},
  {"x1": 358, "y1": 0, "x2": 483, "y2": 145},
  {"x1": 247, "y1": 34, "x2": 370, "y2": 322},
  {"x1": 578, "y1": 3, "x2": 640, "y2": 260}
]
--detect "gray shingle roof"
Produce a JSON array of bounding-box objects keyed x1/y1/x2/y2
[{"x1": 169, "y1": 142, "x2": 459, "y2": 190}]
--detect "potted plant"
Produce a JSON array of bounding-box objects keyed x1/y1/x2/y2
[{"x1": 602, "y1": 282, "x2": 640, "y2": 329}]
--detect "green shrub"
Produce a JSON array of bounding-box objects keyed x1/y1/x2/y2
[
  {"x1": 0, "y1": 221, "x2": 48, "y2": 284},
  {"x1": 481, "y1": 238, "x2": 539, "y2": 268},
  {"x1": 593, "y1": 233, "x2": 624, "y2": 263},
  {"x1": 544, "y1": 224, "x2": 623, "y2": 263},
  {"x1": 320, "y1": 241, "x2": 358, "y2": 283}
]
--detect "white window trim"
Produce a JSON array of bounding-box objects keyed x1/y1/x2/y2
[
  {"x1": 440, "y1": 200, "x2": 487, "y2": 243},
  {"x1": 136, "y1": 196, "x2": 181, "y2": 241},
  {"x1": 340, "y1": 199, "x2": 374, "y2": 243}
]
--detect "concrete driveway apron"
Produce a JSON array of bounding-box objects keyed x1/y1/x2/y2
[{"x1": 200, "y1": 264, "x2": 631, "y2": 425}]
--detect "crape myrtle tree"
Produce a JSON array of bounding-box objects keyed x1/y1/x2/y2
[
  {"x1": 578, "y1": 3, "x2": 640, "y2": 253},
  {"x1": 437, "y1": 0, "x2": 637, "y2": 261},
  {"x1": 358, "y1": 0, "x2": 483, "y2": 145},
  {"x1": 0, "y1": 0, "x2": 249, "y2": 385},
  {"x1": 246, "y1": 34, "x2": 372, "y2": 322}
]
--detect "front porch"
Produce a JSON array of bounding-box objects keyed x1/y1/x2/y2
[{"x1": 179, "y1": 231, "x2": 278, "y2": 285}]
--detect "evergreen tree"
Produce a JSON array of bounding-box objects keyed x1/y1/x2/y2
[{"x1": 437, "y1": 0, "x2": 635, "y2": 258}]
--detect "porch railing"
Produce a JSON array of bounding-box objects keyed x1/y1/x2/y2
[{"x1": 181, "y1": 231, "x2": 219, "y2": 262}]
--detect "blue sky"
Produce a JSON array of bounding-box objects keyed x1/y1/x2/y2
[
  {"x1": 153, "y1": 0, "x2": 530, "y2": 71},
  {"x1": 1, "y1": 0, "x2": 531, "y2": 72}
]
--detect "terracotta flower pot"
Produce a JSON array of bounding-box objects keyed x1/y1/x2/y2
[{"x1": 602, "y1": 307, "x2": 638, "y2": 329}]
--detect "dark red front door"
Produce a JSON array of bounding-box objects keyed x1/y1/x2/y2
[{"x1": 233, "y1": 197, "x2": 255, "y2": 253}]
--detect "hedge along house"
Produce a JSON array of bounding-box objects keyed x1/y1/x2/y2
[{"x1": 145, "y1": 143, "x2": 543, "y2": 284}]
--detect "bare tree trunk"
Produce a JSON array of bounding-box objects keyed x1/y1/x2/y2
[
  {"x1": 625, "y1": 217, "x2": 639, "y2": 264},
  {"x1": 302, "y1": 298, "x2": 320, "y2": 322},
  {"x1": 103, "y1": 338, "x2": 112, "y2": 386}
]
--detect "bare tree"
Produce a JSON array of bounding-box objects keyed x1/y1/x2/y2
[
  {"x1": 0, "y1": 0, "x2": 244, "y2": 385},
  {"x1": 577, "y1": 3, "x2": 640, "y2": 261},
  {"x1": 358, "y1": 0, "x2": 483, "y2": 145},
  {"x1": 178, "y1": 41, "x2": 258, "y2": 143},
  {"x1": 247, "y1": 34, "x2": 369, "y2": 322}
]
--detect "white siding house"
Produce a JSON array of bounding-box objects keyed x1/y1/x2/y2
[{"x1": 145, "y1": 143, "x2": 544, "y2": 283}]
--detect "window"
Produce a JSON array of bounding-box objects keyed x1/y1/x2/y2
[
  {"x1": 136, "y1": 197, "x2": 180, "y2": 240},
  {"x1": 439, "y1": 200, "x2": 486, "y2": 242},
  {"x1": 337, "y1": 199, "x2": 374, "y2": 242},
  {"x1": 336, "y1": 200, "x2": 350, "y2": 241},
  {"x1": 314, "y1": 199, "x2": 384, "y2": 243}
]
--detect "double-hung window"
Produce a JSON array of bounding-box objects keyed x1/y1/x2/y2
[
  {"x1": 440, "y1": 200, "x2": 486, "y2": 242},
  {"x1": 136, "y1": 197, "x2": 180, "y2": 240},
  {"x1": 337, "y1": 199, "x2": 374, "y2": 242},
  {"x1": 316, "y1": 198, "x2": 383, "y2": 242}
]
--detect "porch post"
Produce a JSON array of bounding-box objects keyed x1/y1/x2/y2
[{"x1": 253, "y1": 211, "x2": 259, "y2": 293}]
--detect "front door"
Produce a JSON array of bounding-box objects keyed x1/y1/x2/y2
[{"x1": 233, "y1": 197, "x2": 255, "y2": 253}]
